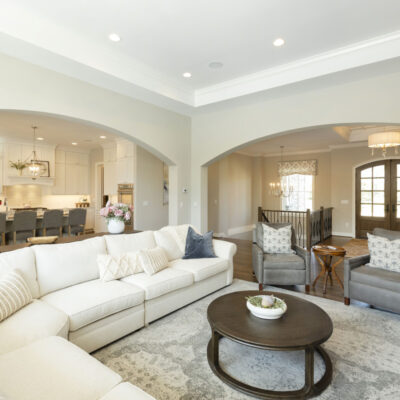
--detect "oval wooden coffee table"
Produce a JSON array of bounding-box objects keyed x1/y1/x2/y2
[{"x1": 207, "y1": 291, "x2": 333, "y2": 399}]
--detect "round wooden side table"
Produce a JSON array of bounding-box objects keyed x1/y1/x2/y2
[{"x1": 312, "y1": 245, "x2": 346, "y2": 294}]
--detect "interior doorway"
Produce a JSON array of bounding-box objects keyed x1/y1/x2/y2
[{"x1": 356, "y1": 159, "x2": 400, "y2": 237}]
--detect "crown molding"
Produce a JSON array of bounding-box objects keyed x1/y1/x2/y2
[{"x1": 194, "y1": 30, "x2": 400, "y2": 106}]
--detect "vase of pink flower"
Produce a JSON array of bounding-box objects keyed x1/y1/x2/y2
[{"x1": 100, "y1": 202, "x2": 133, "y2": 234}]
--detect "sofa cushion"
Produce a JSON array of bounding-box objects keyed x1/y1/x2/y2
[
  {"x1": 105, "y1": 231, "x2": 156, "y2": 256},
  {"x1": 170, "y1": 257, "x2": 228, "y2": 282},
  {"x1": 0, "y1": 270, "x2": 32, "y2": 322},
  {"x1": 263, "y1": 253, "x2": 305, "y2": 270},
  {"x1": 41, "y1": 279, "x2": 145, "y2": 331},
  {"x1": 122, "y1": 268, "x2": 193, "y2": 300},
  {"x1": 34, "y1": 237, "x2": 107, "y2": 296},
  {"x1": 0, "y1": 336, "x2": 122, "y2": 400},
  {"x1": 0, "y1": 299, "x2": 68, "y2": 355},
  {"x1": 100, "y1": 383, "x2": 155, "y2": 400},
  {"x1": 0, "y1": 247, "x2": 39, "y2": 298},
  {"x1": 352, "y1": 265, "x2": 400, "y2": 293},
  {"x1": 154, "y1": 230, "x2": 183, "y2": 261},
  {"x1": 97, "y1": 252, "x2": 142, "y2": 282}
]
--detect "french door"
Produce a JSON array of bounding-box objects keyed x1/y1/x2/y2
[{"x1": 356, "y1": 160, "x2": 400, "y2": 238}]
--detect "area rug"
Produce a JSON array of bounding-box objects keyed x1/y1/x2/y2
[
  {"x1": 94, "y1": 280, "x2": 400, "y2": 400},
  {"x1": 343, "y1": 238, "x2": 369, "y2": 258}
]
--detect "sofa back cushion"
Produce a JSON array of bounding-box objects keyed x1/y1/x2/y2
[
  {"x1": 104, "y1": 231, "x2": 156, "y2": 256},
  {"x1": 33, "y1": 237, "x2": 107, "y2": 296},
  {"x1": 0, "y1": 247, "x2": 39, "y2": 299},
  {"x1": 373, "y1": 227, "x2": 400, "y2": 241}
]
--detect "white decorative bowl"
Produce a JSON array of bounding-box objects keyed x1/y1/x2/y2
[{"x1": 246, "y1": 296, "x2": 287, "y2": 320}]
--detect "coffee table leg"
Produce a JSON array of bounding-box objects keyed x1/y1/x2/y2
[
  {"x1": 304, "y1": 347, "x2": 314, "y2": 393},
  {"x1": 210, "y1": 329, "x2": 221, "y2": 367}
]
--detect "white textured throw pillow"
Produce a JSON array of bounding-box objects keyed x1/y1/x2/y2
[
  {"x1": 138, "y1": 247, "x2": 169, "y2": 276},
  {"x1": 154, "y1": 230, "x2": 183, "y2": 261},
  {"x1": 97, "y1": 252, "x2": 143, "y2": 282},
  {"x1": 262, "y1": 224, "x2": 294, "y2": 254},
  {"x1": 161, "y1": 224, "x2": 201, "y2": 254},
  {"x1": 367, "y1": 233, "x2": 400, "y2": 272},
  {"x1": 0, "y1": 269, "x2": 32, "y2": 322}
]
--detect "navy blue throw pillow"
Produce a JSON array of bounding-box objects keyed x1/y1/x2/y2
[{"x1": 183, "y1": 227, "x2": 216, "y2": 259}]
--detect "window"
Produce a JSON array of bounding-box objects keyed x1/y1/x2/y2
[
  {"x1": 360, "y1": 165, "x2": 385, "y2": 217},
  {"x1": 281, "y1": 174, "x2": 313, "y2": 211}
]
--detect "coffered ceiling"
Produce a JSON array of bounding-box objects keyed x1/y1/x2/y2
[{"x1": 1, "y1": 1, "x2": 400, "y2": 111}]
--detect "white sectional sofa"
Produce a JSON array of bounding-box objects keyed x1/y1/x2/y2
[{"x1": 0, "y1": 226, "x2": 237, "y2": 400}]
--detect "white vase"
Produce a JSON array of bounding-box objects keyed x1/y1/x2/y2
[{"x1": 107, "y1": 218, "x2": 125, "y2": 234}]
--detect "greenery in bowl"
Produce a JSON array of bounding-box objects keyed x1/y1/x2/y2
[{"x1": 246, "y1": 295, "x2": 286, "y2": 310}]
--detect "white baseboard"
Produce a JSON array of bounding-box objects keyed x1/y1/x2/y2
[
  {"x1": 332, "y1": 231, "x2": 354, "y2": 238},
  {"x1": 227, "y1": 224, "x2": 255, "y2": 237}
]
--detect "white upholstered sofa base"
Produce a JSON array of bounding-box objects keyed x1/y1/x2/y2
[
  {"x1": 69, "y1": 304, "x2": 145, "y2": 353},
  {"x1": 145, "y1": 270, "x2": 231, "y2": 324}
]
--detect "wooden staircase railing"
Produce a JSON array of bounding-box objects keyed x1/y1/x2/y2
[{"x1": 258, "y1": 206, "x2": 333, "y2": 250}]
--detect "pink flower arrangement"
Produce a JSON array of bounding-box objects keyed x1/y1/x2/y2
[{"x1": 100, "y1": 201, "x2": 133, "y2": 223}]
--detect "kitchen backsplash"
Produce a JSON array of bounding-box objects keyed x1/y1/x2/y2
[{"x1": 2, "y1": 185, "x2": 90, "y2": 209}]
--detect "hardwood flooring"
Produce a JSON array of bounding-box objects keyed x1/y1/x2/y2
[{"x1": 223, "y1": 235, "x2": 352, "y2": 303}]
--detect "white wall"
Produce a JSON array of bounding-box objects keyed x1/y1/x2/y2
[
  {"x1": 135, "y1": 146, "x2": 168, "y2": 230},
  {"x1": 192, "y1": 66, "x2": 400, "y2": 231},
  {"x1": 0, "y1": 52, "x2": 191, "y2": 226}
]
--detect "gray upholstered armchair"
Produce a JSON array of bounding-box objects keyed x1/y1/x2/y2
[
  {"x1": 344, "y1": 227, "x2": 400, "y2": 314},
  {"x1": 252, "y1": 222, "x2": 311, "y2": 292}
]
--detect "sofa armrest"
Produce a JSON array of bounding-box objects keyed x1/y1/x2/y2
[
  {"x1": 294, "y1": 245, "x2": 311, "y2": 285},
  {"x1": 212, "y1": 239, "x2": 237, "y2": 285},
  {"x1": 252, "y1": 243, "x2": 264, "y2": 284},
  {"x1": 343, "y1": 254, "x2": 370, "y2": 298}
]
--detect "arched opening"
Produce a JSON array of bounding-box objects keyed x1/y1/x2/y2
[{"x1": 0, "y1": 110, "x2": 175, "y2": 233}]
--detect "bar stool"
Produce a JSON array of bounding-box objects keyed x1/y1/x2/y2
[
  {"x1": 42, "y1": 209, "x2": 63, "y2": 236},
  {"x1": 67, "y1": 208, "x2": 87, "y2": 236},
  {"x1": 0, "y1": 212, "x2": 6, "y2": 245},
  {"x1": 11, "y1": 211, "x2": 37, "y2": 244}
]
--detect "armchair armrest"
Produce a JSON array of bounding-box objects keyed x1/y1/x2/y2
[
  {"x1": 294, "y1": 245, "x2": 311, "y2": 285},
  {"x1": 343, "y1": 254, "x2": 370, "y2": 298},
  {"x1": 252, "y1": 243, "x2": 264, "y2": 284}
]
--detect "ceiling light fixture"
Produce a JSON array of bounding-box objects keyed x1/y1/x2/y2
[
  {"x1": 99, "y1": 135, "x2": 107, "y2": 139},
  {"x1": 71, "y1": 142, "x2": 78, "y2": 146},
  {"x1": 368, "y1": 131, "x2": 400, "y2": 157},
  {"x1": 28, "y1": 126, "x2": 41, "y2": 179},
  {"x1": 36, "y1": 137, "x2": 44, "y2": 141},
  {"x1": 108, "y1": 33, "x2": 121, "y2": 42},
  {"x1": 273, "y1": 38, "x2": 285, "y2": 47},
  {"x1": 182, "y1": 72, "x2": 192, "y2": 78},
  {"x1": 208, "y1": 62, "x2": 223, "y2": 69}
]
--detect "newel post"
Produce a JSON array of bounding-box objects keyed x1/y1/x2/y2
[
  {"x1": 306, "y1": 209, "x2": 311, "y2": 250},
  {"x1": 258, "y1": 207, "x2": 263, "y2": 222},
  {"x1": 320, "y1": 206, "x2": 325, "y2": 243}
]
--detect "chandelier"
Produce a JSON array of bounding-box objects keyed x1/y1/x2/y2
[
  {"x1": 368, "y1": 131, "x2": 400, "y2": 157},
  {"x1": 27, "y1": 126, "x2": 41, "y2": 179},
  {"x1": 269, "y1": 146, "x2": 294, "y2": 198}
]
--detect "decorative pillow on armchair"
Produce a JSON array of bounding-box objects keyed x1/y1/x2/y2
[
  {"x1": 262, "y1": 224, "x2": 294, "y2": 254},
  {"x1": 367, "y1": 233, "x2": 400, "y2": 272}
]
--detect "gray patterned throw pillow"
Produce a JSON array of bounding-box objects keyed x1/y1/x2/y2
[
  {"x1": 262, "y1": 224, "x2": 294, "y2": 254},
  {"x1": 367, "y1": 233, "x2": 400, "y2": 273}
]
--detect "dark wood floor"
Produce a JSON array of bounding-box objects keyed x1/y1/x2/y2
[{"x1": 224, "y1": 236, "x2": 352, "y2": 303}]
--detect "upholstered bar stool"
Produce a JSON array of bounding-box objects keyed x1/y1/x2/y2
[
  {"x1": 0, "y1": 212, "x2": 6, "y2": 245},
  {"x1": 67, "y1": 208, "x2": 87, "y2": 236},
  {"x1": 11, "y1": 210, "x2": 37, "y2": 244},
  {"x1": 42, "y1": 209, "x2": 63, "y2": 236}
]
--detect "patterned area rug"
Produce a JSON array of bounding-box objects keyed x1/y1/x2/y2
[
  {"x1": 343, "y1": 238, "x2": 369, "y2": 258},
  {"x1": 94, "y1": 280, "x2": 400, "y2": 400}
]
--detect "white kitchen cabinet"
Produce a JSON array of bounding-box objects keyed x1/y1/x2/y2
[
  {"x1": 52, "y1": 163, "x2": 66, "y2": 194},
  {"x1": 104, "y1": 161, "x2": 116, "y2": 195}
]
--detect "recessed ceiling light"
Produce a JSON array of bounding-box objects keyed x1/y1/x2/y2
[
  {"x1": 182, "y1": 72, "x2": 192, "y2": 78},
  {"x1": 208, "y1": 62, "x2": 223, "y2": 69},
  {"x1": 100, "y1": 135, "x2": 107, "y2": 139},
  {"x1": 36, "y1": 137, "x2": 44, "y2": 141},
  {"x1": 273, "y1": 38, "x2": 285, "y2": 47},
  {"x1": 108, "y1": 33, "x2": 121, "y2": 42},
  {"x1": 71, "y1": 142, "x2": 78, "y2": 146}
]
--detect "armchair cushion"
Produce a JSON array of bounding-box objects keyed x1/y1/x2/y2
[
  {"x1": 263, "y1": 254, "x2": 305, "y2": 270},
  {"x1": 262, "y1": 224, "x2": 294, "y2": 254},
  {"x1": 352, "y1": 265, "x2": 400, "y2": 292}
]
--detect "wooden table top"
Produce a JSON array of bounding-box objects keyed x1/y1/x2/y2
[
  {"x1": 312, "y1": 245, "x2": 346, "y2": 256},
  {"x1": 207, "y1": 290, "x2": 333, "y2": 350}
]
